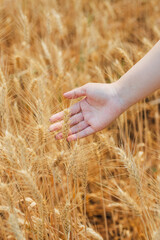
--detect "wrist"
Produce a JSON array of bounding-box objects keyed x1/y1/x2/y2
[{"x1": 112, "y1": 81, "x2": 129, "y2": 114}]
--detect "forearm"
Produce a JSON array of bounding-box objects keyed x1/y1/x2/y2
[{"x1": 115, "y1": 40, "x2": 160, "y2": 111}]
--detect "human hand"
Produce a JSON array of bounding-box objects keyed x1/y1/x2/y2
[{"x1": 49, "y1": 82, "x2": 124, "y2": 141}]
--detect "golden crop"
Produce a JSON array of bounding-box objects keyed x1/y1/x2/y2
[{"x1": 0, "y1": 0, "x2": 160, "y2": 239}]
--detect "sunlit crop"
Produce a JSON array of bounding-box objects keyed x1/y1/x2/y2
[{"x1": 0, "y1": 0, "x2": 160, "y2": 239}]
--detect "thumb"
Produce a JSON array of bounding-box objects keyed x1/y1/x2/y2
[{"x1": 63, "y1": 86, "x2": 86, "y2": 99}]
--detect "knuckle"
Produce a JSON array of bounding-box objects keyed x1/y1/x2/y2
[
  {"x1": 85, "y1": 83, "x2": 91, "y2": 88},
  {"x1": 85, "y1": 83, "x2": 93, "y2": 91},
  {"x1": 73, "y1": 90, "x2": 77, "y2": 97}
]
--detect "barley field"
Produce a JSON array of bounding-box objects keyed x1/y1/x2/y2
[{"x1": 0, "y1": 0, "x2": 160, "y2": 239}]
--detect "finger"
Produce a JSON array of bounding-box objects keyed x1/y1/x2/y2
[
  {"x1": 55, "y1": 132, "x2": 63, "y2": 139},
  {"x1": 69, "y1": 112, "x2": 84, "y2": 126},
  {"x1": 69, "y1": 101, "x2": 81, "y2": 116},
  {"x1": 49, "y1": 112, "x2": 84, "y2": 132},
  {"x1": 49, "y1": 101, "x2": 82, "y2": 123},
  {"x1": 49, "y1": 121, "x2": 63, "y2": 132},
  {"x1": 67, "y1": 126, "x2": 95, "y2": 141},
  {"x1": 63, "y1": 86, "x2": 86, "y2": 99},
  {"x1": 69, "y1": 121, "x2": 89, "y2": 135},
  {"x1": 49, "y1": 111, "x2": 64, "y2": 123},
  {"x1": 55, "y1": 121, "x2": 89, "y2": 139}
]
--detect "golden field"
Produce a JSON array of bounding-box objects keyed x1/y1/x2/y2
[{"x1": 0, "y1": 0, "x2": 160, "y2": 239}]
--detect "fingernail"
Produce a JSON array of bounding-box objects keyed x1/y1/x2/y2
[
  {"x1": 67, "y1": 137, "x2": 72, "y2": 142},
  {"x1": 56, "y1": 133, "x2": 63, "y2": 139},
  {"x1": 67, "y1": 135, "x2": 76, "y2": 141},
  {"x1": 48, "y1": 126, "x2": 53, "y2": 131},
  {"x1": 63, "y1": 91, "x2": 70, "y2": 96}
]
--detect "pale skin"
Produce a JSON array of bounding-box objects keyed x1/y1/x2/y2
[{"x1": 49, "y1": 40, "x2": 160, "y2": 141}]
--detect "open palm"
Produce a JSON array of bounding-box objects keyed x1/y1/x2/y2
[{"x1": 49, "y1": 83, "x2": 123, "y2": 141}]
